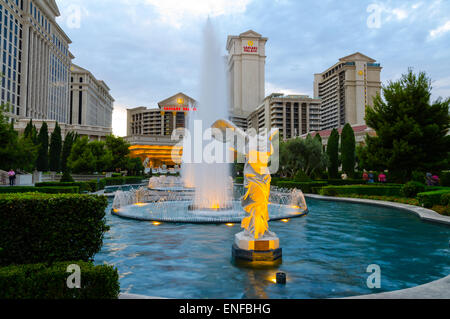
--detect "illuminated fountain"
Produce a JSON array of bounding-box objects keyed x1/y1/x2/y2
[{"x1": 111, "y1": 20, "x2": 308, "y2": 227}]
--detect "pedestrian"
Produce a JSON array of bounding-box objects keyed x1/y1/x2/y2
[
  {"x1": 8, "y1": 169, "x2": 15, "y2": 186},
  {"x1": 426, "y1": 173, "x2": 434, "y2": 186},
  {"x1": 341, "y1": 173, "x2": 348, "y2": 180},
  {"x1": 368, "y1": 172, "x2": 375, "y2": 184},
  {"x1": 432, "y1": 174, "x2": 440, "y2": 186},
  {"x1": 378, "y1": 172, "x2": 387, "y2": 183},
  {"x1": 363, "y1": 171, "x2": 369, "y2": 183}
]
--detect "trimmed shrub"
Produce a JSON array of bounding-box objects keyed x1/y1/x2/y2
[
  {"x1": 294, "y1": 170, "x2": 312, "y2": 182},
  {"x1": 123, "y1": 176, "x2": 144, "y2": 184},
  {"x1": 401, "y1": 181, "x2": 426, "y2": 198},
  {"x1": 234, "y1": 177, "x2": 244, "y2": 184},
  {"x1": 277, "y1": 181, "x2": 328, "y2": 194},
  {"x1": 317, "y1": 179, "x2": 366, "y2": 186},
  {"x1": 0, "y1": 261, "x2": 119, "y2": 299},
  {"x1": 60, "y1": 171, "x2": 75, "y2": 183},
  {"x1": 320, "y1": 185, "x2": 403, "y2": 197},
  {"x1": 0, "y1": 186, "x2": 79, "y2": 194},
  {"x1": 36, "y1": 182, "x2": 91, "y2": 193},
  {"x1": 104, "y1": 177, "x2": 125, "y2": 186},
  {"x1": 417, "y1": 190, "x2": 450, "y2": 208},
  {"x1": 441, "y1": 171, "x2": 450, "y2": 187},
  {"x1": 0, "y1": 193, "x2": 109, "y2": 266},
  {"x1": 441, "y1": 193, "x2": 450, "y2": 206}
]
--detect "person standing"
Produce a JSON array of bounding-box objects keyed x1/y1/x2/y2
[
  {"x1": 378, "y1": 172, "x2": 387, "y2": 183},
  {"x1": 363, "y1": 171, "x2": 369, "y2": 183},
  {"x1": 8, "y1": 169, "x2": 15, "y2": 186}
]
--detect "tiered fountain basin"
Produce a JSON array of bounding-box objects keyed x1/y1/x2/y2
[{"x1": 112, "y1": 200, "x2": 308, "y2": 224}]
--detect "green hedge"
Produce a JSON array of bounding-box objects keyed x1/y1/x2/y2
[
  {"x1": 320, "y1": 185, "x2": 403, "y2": 197},
  {"x1": 0, "y1": 186, "x2": 79, "y2": 194},
  {"x1": 276, "y1": 181, "x2": 328, "y2": 194},
  {"x1": 316, "y1": 179, "x2": 366, "y2": 186},
  {"x1": 417, "y1": 190, "x2": 450, "y2": 208},
  {"x1": 35, "y1": 182, "x2": 91, "y2": 193},
  {"x1": 0, "y1": 261, "x2": 119, "y2": 299},
  {"x1": 0, "y1": 193, "x2": 109, "y2": 266},
  {"x1": 103, "y1": 176, "x2": 144, "y2": 186}
]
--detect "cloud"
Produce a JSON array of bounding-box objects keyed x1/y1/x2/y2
[
  {"x1": 429, "y1": 20, "x2": 450, "y2": 39},
  {"x1": 265, "y1": 82, "x2": 307, "y2": 96},
  {"x1": 112, "y1": 105, "x2": 128, "y2": 137},
  {"x1": 144, "y1": 0, "x2": 252, "y2": 28}
]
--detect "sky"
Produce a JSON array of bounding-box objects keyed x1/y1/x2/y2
[{"x1": 55, "y1": 0, "x2": 450, "y2": 136}]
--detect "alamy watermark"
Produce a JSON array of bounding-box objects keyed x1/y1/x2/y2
[
  {"x1": 66, "y1": 264, "x2": 81, "y2": 289},
  {"x1": 366, "y1": 264, "x2": 381, "y2": 289},
  {"x1": 367, "y1": 3, "x2": 382, "y2": 29}
]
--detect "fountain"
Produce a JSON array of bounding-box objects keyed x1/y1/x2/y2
[{"x1": 111, "y1": 20, "x2": 308, "y2": 240}]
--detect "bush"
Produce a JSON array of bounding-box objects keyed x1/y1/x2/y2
[
  {"x1": 441, "y1": 171, "x2": 450, "y2": 187},
  {"x1": 277, "y1": 181, "x2": 328, "y2": 194},
  {"x1": 417, "y1": 190, "x2": 450, "y2": 208},
  {"x1": 401, "y1": 181, "x2": 426, "y2": 198},
  {"x1": 0, "y1": 193, "x2": 109, "y2": 266},
  {"x1": 294, "y1": 170, "x2": 312, "y2": 182},
  {"x1": 60, "y1": 171, "x2": 75, "y2": 183},
  {"x1": 317, "y1": 179, "x2": 366, "y2": 186},
  {"x1": 320, "y1": 185, "x2": 403, "y2": 197},
  {"x1": 0, "y1": 261, "x2": 119, "y2": 299},
  {"x1": 234, "y1": 177, "x2": 244, "y2": 184},
  {"x1": 0, "y1": 186, "x2": 79, "y2": 194},
  {"x1": 411, "y1": 171, "x2": 425, "y2": 183},
  {"x1": 123, "y1": 176, "x2": 144, "y2": 184},
  {"x1": 441, "y1": 193, "x2": 450, "y2": 206},
  {"x1": 104, "y1": 177, "x2": 125, "y2": 186},
  {"x1": 36, "y1": 182, "x2": 91, "y2": 193}
]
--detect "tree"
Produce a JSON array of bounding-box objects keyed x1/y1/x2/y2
[
  {"x1": 280, "y1": 137, "x2": 327, "y2": 178},
  {"x1": 105, "y1": 135, "x2": 131, "y2": 172},
  {"x1": 365, "y1": 69, "x2": 450, "y2": 181},
  {"x1": 126, "y1": 157, "x2": 144, "y2": 176},
  {"x1": 327, "y1": 128, "x2": 340, "y2": 179},
  {"x1": 61, "y1": 131, "x2": 76, "y2": 173},
  {"x1": 0, "y1": 105, "x2": 38, "y2": 172},
  {"x1": 89, "y1": 140, "x2": 113, "y2": 173},
  {"x1": 36, "y1": 122, "x2": 49, "y2": 172},
  {"x1": 341, "y1": 124, "x2": 356, "y2": 178},
  {"x1": 49, "y1": 122, "x2": 62, "y2": 172},
  {"x1": 67, "y1": 137, "x2": 96, "y2": 174}
]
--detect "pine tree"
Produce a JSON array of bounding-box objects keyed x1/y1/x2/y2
[
  {"x1": 61, "y1": 131, "x2": 75, "y2": 173},
  {"x1": 49, "y1": 122, "x2": 62, "y2": 172},
  {"x1": 365, "y1": 69, "x2": 450, "y2": 181},
  {"x1": 341, "y1": 124, "x2": 356, "y2": 178},
  {"x1": 36, "y1": 122, "x2": 49, "y2": 172},
  {"x1": 327, "y1": 129, "x2": 339, "y2": 179}
]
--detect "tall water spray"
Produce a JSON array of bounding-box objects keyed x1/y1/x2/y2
[{"x1": 183, "y1": 20, "x2": 232, "y2": 209}]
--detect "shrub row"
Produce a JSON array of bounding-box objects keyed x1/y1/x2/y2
[
  {"x1": 0, "y1": 193, "x2": 109, "y2": 266},
  {"x1": 0, "y1": 186, "x2": 79, "y2": 194},
  {"x1": 103, "y1": 176, "x2": 144, "y2": 186},
  {"x1": 276, "y1": 181, "x2": 328, "y2": 194},
  {"x1": 35, "y1": 182, "x2": 91, "y2": 193},
  {"x1": 316, "y1": 179, "x2": 366, "y2": 186},
  {"x1": 0, "y1": 261, "x2": 119, "y2": 299},
  {"x1": 320, "y1": 185, "x2": 403, "y2": 197},
  {"x1": 417, "y1": 190, "x2": 450, "y2": 208}
]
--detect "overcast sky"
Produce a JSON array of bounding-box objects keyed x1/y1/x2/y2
[{"x1": 55, "y1": 0, "x2": 450, "y2": 136}]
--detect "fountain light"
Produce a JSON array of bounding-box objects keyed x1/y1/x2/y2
[
  {"x1": 276, "y1": 272, "x2": 287, "y2": 285},
  {"x1": 281, "y1": 219, "x2": 290, "y2": 223},
  {"x1": 226, "y1": 223, "x2": 234, "y2": 227},
  {"x1": 152, "y1": 221, "x2": 162, "y2": 226},
  {"x1": 134, "y1": 203, "x2": 148, "y2": 207}
]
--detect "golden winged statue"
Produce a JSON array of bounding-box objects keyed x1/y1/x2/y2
[{"x1": 212, "y1": 119, "x2": 279, "y2": 239}]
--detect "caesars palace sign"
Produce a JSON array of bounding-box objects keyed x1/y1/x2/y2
[{"x1": 243, "y1": 40, "x2": 258, "y2": 53}]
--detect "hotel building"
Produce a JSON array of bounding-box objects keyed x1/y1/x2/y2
[
  {"x1": 313, "y1": 52, "x2": 382, "y2": 130},
  {"x1": 0, "y1": 0, "x2": 114, "y2": 140},
  {"x1": 1, "y1": 0, "x2": 72, "y2": 123},
  {"x1": 247, "y1": 93, "x2": 321, "y2": 139},
  {"x1": 69, "y1": 63, "x2": 114, "y2": 130}
]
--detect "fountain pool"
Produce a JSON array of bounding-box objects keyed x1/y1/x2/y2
[{"x1": 95, "y1": 197, "x2": 450, "y2": 299}]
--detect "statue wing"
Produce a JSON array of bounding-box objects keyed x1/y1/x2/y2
[{"x1": 211, "y1": 119, "x2": 247, "y2": 155}]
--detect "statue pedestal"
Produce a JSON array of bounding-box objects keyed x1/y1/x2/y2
[{"x1": 232, "y1": 231, "x2": 282, "y2": 264}]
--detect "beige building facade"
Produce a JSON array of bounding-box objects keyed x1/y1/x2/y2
[
  {"x1": 69, "y1": 64, "x2": 114, "y2": 130},
  {"x1": 0, "y1": 0, "x2": 73, "y2": 123},
  {"x1": 227, "y1": 30, "x2": 267, "y2": 126},
  {"x1": 314, "y1": 52, "x2": 382, "y2": 130},
  {"x1": 247, "y1": 93, "x2": 321, "y2": 140}
]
